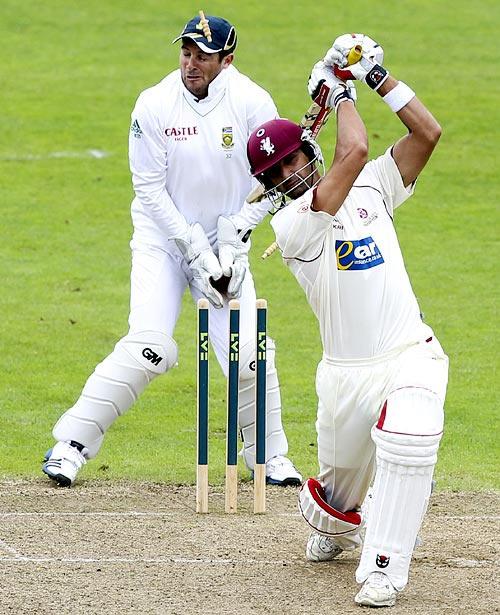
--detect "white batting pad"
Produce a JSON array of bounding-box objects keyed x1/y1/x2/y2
[
  {"x1": 356, "y1": 425, "x2": 442, "y2": 591},
  {"x1": 53, "y1": 331, "x2": 177, "y2": 457}
]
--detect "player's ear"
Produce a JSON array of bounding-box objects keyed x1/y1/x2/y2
[{"x1": 222, "y1": 53, "x2": 234, "y2": 68}]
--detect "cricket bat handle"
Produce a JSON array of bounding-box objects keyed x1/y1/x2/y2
[
  {"x1": 334, "y1": 44, "x2": 363, "y2": 80},
  {"x1": 261, "y1": 241, "x2": 279, "y2": 260},
  {"x1": 347, "y1": 44, "x2": 363, "y2": 64}
]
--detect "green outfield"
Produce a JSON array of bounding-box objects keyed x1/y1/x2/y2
[{"x1": 1, "y1": 0, "x2": 498, "y2": 490}]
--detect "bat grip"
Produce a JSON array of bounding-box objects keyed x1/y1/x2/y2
[
  {"x1": 334, "y1": 44, "x2": 363, "y2": 80},
  {"x1": 261, "y1": 241, "x2": 278, "y2": 259},
  {"x1": 347, "y1": 44, "x2": 363, "y2": 66}
]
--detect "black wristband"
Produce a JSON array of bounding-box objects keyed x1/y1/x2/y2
[
  {"x1": 333, "y1": 88, "x2": 354, "y2": 112},
  {"x1": 365, "y1": 64, "x2": 389, "y2": 90}
]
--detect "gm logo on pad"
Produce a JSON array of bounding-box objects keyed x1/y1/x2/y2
[{"x1": 336, "y1": 236, "x2": 384, "y2": 270}]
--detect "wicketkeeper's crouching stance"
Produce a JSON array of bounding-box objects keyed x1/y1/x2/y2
[{"x1": 247, "y1": 33, "x2": 448, "y2": 608}]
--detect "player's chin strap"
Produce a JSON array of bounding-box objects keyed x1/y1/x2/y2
[
  {"x1": 299, "y1": 478, "x2": 365, "y2": 550},
  {"x1": 260, "y1": 131, "x2": 325, "y2": 215}
]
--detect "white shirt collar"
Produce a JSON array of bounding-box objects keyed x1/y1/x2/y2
[{"x1": 182, "y1": 65, "x2": 236, "y2": 115}]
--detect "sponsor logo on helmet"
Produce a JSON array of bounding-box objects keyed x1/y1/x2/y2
[
  {"x1": 221, "y1": 126, "x2": 234, "y2": 149},
  {"x1": 335, "y1": 236, "x2": 384, "y2": 270},
  {"x1": 260, "y1": 136, "x2": 275, "y2": 156},
  {"x1": 376, "y1": 554, "x2": 390, "y2": 568}
]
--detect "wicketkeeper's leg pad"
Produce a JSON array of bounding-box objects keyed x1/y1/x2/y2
[
  {"x1": 53, "y1": 331, "x2": 177, "y2": 458},
  {"x1": 299, "y1": 477, "x2": 364, "y2": 551},
  {"x1": 237, "y1": 337, "x2": 288, "y2": 469}
]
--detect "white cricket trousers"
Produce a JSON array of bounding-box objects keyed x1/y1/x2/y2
[
  {"x1": 129, "y1": 240, "x2": 258, "y2": 370},
  {"x1": 315, "y1": 337, "x2": 449, "y2": 512}
]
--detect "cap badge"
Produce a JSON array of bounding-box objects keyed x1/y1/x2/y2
[{"x1": 260, "y1": 137, "x2": 275, "y2": 156}]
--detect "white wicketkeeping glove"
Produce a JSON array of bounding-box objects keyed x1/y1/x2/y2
[
  {"x1": 174, "y1": 222, "x2": 224, "y2": 308},
  {"x1": 216, "y1": 215, "x2": 251, "y2": 299},
  {"x1": 307, "y1": 61, "x2": 356, "y2": 111},
  {"x1": 324, "y1": 34, "x2": 388, "y2": 91}
]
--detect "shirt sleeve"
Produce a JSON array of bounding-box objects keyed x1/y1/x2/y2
[
  {"x1": 247, "y1": 89, "x2": 279, "y2": 134},
  {"x1": 128, "y1": 92, "x2": 189, "y2": 239},
  {"x1": 270, "y1": 190, "x2": 333, "y2": 261},
  {"x1": 360, "y1": 146, "x2": 416, "y2": 216}
]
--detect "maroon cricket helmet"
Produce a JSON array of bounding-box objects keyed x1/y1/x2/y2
[{"x1": 247, "y1": 119, "x2": 304, "y2": 177}]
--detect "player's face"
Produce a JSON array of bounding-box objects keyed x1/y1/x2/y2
[
  {"x1": 266, "y1": 149, "x2": 320, "y2": 200},
  {"x1": 180, "y1": 41, "x2": 231, "y2": 99}
]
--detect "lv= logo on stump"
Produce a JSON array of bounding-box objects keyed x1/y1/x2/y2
[{"x1": 196, "y1": 298, "x2": 267, "y2": 514}]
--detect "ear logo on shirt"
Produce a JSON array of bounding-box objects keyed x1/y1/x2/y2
[{"x1": 336, "y1": 236, "x2": 384, "y2": 270}]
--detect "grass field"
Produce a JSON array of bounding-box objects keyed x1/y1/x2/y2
[{"x1": 1, "y1": 0, "x2": 498, "y2": 490}]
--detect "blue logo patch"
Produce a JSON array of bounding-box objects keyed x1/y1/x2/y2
[{"x1": 335, "y1": 236, "x2": 384, "y2": 270}]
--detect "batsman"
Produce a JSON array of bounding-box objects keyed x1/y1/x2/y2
[{"x1": 246, "y1": 34, "x2": 448, "y2": 607}]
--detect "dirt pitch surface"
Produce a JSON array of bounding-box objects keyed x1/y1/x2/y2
[{"x1": 0, "y1": 481, "x2": 498, "y2": 614}]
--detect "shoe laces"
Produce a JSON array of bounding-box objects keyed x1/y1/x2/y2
[
  {"x1": 64, "y1": 442, "x2": 88, "y2": 465},
  {"x1": 368, "y1": 572, "x2": 393, "y2": 589},
  {"x1": 267, "y1": 455, "x2": 290, "y2": 470}
]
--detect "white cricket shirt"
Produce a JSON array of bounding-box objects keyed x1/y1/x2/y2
[
  {"x1": 128, "y1": 65, "x2": 277, "y2": 249},
  {"x1": 271, "y1": 148, "x2": 434, "y2": 360}
]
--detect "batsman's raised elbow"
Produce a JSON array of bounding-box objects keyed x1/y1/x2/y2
[
  {"x1": 431, "y1": 122, "x2": 442, "y2": 144},
  {"x1": 350, "y1": 141, "x2": 369, "y2": 170},
  {"x1": 423, "y1": 119, "x2": 442, "y2": 147}
]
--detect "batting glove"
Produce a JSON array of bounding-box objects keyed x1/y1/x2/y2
[
  {"x1": 324, "y1": 34, "x2": 388, "y2": 91},
  {"x1": 308, "y1": 61, "x2": 355, "y2": 112},
  {"x1": 174, "y1": 223, "x2": 224, "y2": 308},
  {"x1": 216, "y1": 215, "x2": 251, "y2": 299}
]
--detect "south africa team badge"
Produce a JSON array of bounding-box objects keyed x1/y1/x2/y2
[{"x1": 222, "y1": 126, "x2": 234, "y2": 149}]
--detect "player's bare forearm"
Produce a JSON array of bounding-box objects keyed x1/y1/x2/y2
[
  {"x1": 379, "y1": 77, "x2": 442, "y2": 187},
  {"x1": 314, "y1": 102, "x2": 368, "y2": 216}
]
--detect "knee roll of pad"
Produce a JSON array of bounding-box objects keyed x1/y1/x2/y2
[
  {"x1": 372, "y1": 428, "x2": 442, "y2": 468},
  {"x1": 53, "y1": 331, "x2": 177, "y2": 457},
  {"x1": 383, "y1": 386, "x2": 444, "y2": 435},
  {"x1": 238, "y1": 337, "x2": 276, "y2": 380}
]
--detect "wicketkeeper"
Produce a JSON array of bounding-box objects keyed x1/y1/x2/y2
[
  {"x1": 246, "y1": 33, "x2": 448, "y2": 608},
  {"x1": 42, "y1": 13, "x2": 301, "y2": 488}
]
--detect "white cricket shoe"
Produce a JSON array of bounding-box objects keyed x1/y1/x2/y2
[
  {"x1": 354, "y1": 572, "x2": 397, "y2": 607},
  {"x1": 306, "y1": 532, "x2": 343, "y2": 562},
  {"x1": 42, "y1": 441, "x2": 88, "y2": 487},
  {"x1": 265, "y1": 455, "x2": 302, "y2": 486}
]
